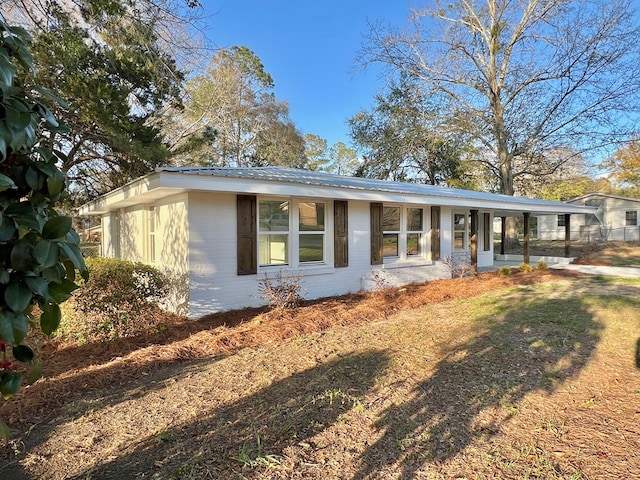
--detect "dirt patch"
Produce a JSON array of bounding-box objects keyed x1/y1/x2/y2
[
  {"x1": 1, "y1": 269, "x2": 575, "y2": 425},
  {"x1": 1, "y1": 268, "x2": 639, "y2": 480}
]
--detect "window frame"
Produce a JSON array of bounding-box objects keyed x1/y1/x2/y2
[
  {"x1": 382, "y1": 204, "x2": 427, "y2": 262},
  {"x1": 625, "y1": 210, "x2": 638, "y2": 226},
  {"x1": 557, "y1": 215, "x2": 566, "y2": 227},
  {"x1": 257, "y1": 197, "x2": 330, "y2": 269},
  {"x1": 147, "y1": 205, "x2": 156, "y2": 264},
  {"x1": 453, "y1": 211, "x2": 468, "y2": 251}
]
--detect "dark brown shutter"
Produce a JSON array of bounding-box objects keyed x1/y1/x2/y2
[
  {"x1": 237, "y1": 195, "x2": 257, "y2": 275},
  {"x1": 431, "y1": 206, "x2": 441, "y2": 261},
  {"x1": 334, "y1": 200, "x2": 349, "y2": 268},
  {"x1": 483, "y1": 213, "x2": 491, "y2": 251},
  {"x1": 370, "y1": 202, "x2": 383, "y2": 265}
]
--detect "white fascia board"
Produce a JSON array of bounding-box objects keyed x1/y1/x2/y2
[
  {"x1": 78, "y1": 173, "x2": 161, "y2": 215},
  {"x1": 158, "y1": 172, "x2": 596, "y2": 216}
]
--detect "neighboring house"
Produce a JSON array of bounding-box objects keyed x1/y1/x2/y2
[
  {"x1": 538, "y1": 193, "x2": 640, "y2": 242},
  {"x1": 79, "y1": 167, "x2": 594, "y2": 318}
]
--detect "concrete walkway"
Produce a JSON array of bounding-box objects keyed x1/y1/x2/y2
[{"x1": 550, "y1": 263, "x2": 640, "y2": 279}]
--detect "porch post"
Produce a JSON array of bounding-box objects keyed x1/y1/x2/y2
[
  {"x1": 470, "y1": 209, "x2": 478, "y2": 272},
  {"x1": 564, "y1": 214, "x2": 571, "y2": 257},
  {"x1": 500, "y1": 216, "x2": 506, "y2": 255},
  {"x1": 523, "y1": 212, "x2": 530, "y2": 264}
]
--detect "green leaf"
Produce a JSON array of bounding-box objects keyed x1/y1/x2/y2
[
  {"x1": 0, "y1": 217, "x2": 16, "y2": 242},
  {"x1": 4, "y1": 282, "x2": 32, "y2": 313},
  {"x1": 40, "y1": 304, "x2": 61, "y2": 336},
  {"x1": 47, "y1": 279, "x2": 77, "y2": 303},
  {"x1": 24, "y1": 276, "x2": 49, "y2": 298},
  {"x1": 27, "y1": 358, "x2": 42, "y2": 384},
  {"x1": 12, "y1": 344, "x2": 34, "y2": 362},
  {"x1": 34, "y1": 239, "x2": 60, "y2": 269},
  {"x1": 0, "y1": 370, "x2": 22, "y2": 400},
  {"x1": 25, "y1": 167, "x2": 41, "y2": 190},
  {"x1": 42, "y1": 217, "x2": 72, "y2": 240},
  {"x1": 0, "y1": 173, "x2": 16, "y2": 192},
  {"x1": 0, "y1": 419, "x2": 11, "y2": 445},
  {"x1": 0, "y1": 311, "x2": 27, "y2": 345},
  {"x1": 0, "y1": 271, "x2": 9, "y2": 284},
  {"x1": 60, "y1": 242, "x2": 86, "y2": 272},
  {"x1": 46, "y1": 171, "x2": 65, "y2": 197},
  {"x1": 42, "y1": 264, "x2": 66, "y2": 283},
  {"x1": 10, "y1": 242, "x2": 33, "y2": 271}
]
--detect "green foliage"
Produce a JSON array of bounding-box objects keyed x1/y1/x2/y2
[
  {"x1": 537, "y1": 261, "x2": 548, "y2": 270},
  {"x1": 164, "y1": 45, "x2": 301, "y2": 168},
  {"x1": 519, "y1": 263, "x2": 534, "y2": 273},
  {"x1": 349, "y1": 73, "x2": 470, "y2": 186},
  {"x1": 22, "y1": 4, "x2": 185, "y2": 199},
  {"x1": 0, "y1": 19, "x2": 87, "y2": 440},
  {"x1": 497, "y1": 266, "x2": 512, "y2": 276},
  {"x1": 59, "y1": 257, "x2": 168, "y2": 343}
]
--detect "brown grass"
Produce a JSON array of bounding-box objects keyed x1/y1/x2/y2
[{"x1": 1, "y1": 267, "x2": 639, "y2": 479}]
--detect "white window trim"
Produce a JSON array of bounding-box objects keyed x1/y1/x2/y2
[
  {"x1": 453, "y1": 210, "x2": 469, "y2": 251},
  {"x1": 382, "y1": 204, "x2": 429, "y2": 265},
  {"x1": 146, "y1": 205, "x2": 156, "y2": 264},
  {"x1": 257, "y1": 196, "x2": 334, "y2": 271}
]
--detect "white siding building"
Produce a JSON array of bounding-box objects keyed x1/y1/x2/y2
[
  {"x1": 538, "y1": 193, "x2": 640, "y2": 242},
  {"x1": 80, "y1": 167, "x2": 595, "y2": 318}
]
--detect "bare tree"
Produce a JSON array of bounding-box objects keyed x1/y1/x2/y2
[{"x1": 360, "y1": 0, "x2": 640, "y2": 240}]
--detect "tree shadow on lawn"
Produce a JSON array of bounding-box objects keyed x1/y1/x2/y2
[
  {"x1": 353, "y1": 293, "x2": 605, "y2": 479},
  {"x1": 61, "y1": 349, "x2": 391, "y2": 479}
]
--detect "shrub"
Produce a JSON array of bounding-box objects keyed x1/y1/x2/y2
[
  {"x1": 58, "y1": 257, "x2": 168, "y2": 343},
  {"x1": 442, "y1": 256, "x2": 475, "y2": 278},
  {"x1": 519, "y1": 262, "x2": 534, "y2": 273},
  {"x1": 537, "y1": 260, "x2": 549, "y2": 270},
  {"x1": 258, "y1": 271, "x2": 304, "y2": 310},
  {"x1": 497, "y1": 266, "x2": 512, "y2": 276}
]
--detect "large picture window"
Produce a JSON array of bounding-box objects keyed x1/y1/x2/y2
[
  {"x1": 258, "y1": 199, "x2": 328, "y2": 267},
  {"x1": 382, "y1": 205, "x2": 425, "y2": 260}
]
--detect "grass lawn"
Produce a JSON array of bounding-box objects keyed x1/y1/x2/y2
[{"x1": 1, "y1": 267, "x2": 639, "y2": 478}]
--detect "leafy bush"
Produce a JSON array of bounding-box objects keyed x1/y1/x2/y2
[
  {"x1": 537, "y1": 260, "x2": 548, "y2": 270},
  {"x1": 258, "y1": 271, "x2": 304, "y2": 310},
  {"x1": 497, "y1": 266, "x2": 512, "y2": 276},
  {"x1": 0, "y1": 20, "x2": 87, "y2": 438},
  {"x1": 59, "y1": 257, "x2": 168, "y2": 343},
  {"x1": 519, "y1": 262, "x2": 534, "y2": 273}
]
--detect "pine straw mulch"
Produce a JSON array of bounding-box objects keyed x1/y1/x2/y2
[{"x1": 0, "y1": 269, "x2": 579, "y2": 427}]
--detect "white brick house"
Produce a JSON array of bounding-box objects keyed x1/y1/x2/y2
[{"x1": 80, "y1": 167, "x2": 594, "y2": 318}]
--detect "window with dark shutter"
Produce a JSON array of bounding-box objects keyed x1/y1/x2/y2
[
  {"x1": 370, "y1": 202, "x2": 383, "y2": 265},
  {"x1": 334, "y1": 200, "x2": 349, "y2": 267},
  {"x1": 237, "y1": 195, "x2": 257, "y2": 275},
  {"x1": 431, "y1": 206, "x2": 441, "y2": 260}
]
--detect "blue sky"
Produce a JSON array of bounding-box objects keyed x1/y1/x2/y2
[{"x1": 199, "y1": 1, "x2": 416, "y2": 148}]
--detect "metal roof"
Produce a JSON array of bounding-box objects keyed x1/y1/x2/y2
[{"x1": 158, "y1": 166, "x2": 583, "y2": 210}]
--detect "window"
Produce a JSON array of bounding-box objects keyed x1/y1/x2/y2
[
  {"x1": 557, "y1": 215, "x2": 566, "y2": 227},
  {"x1": 299, "y1": 202, "x2": 325, "y2": 263},
  {"x1": 148, "y1": 206, "x2": 156, "y2": 263},
  {"x1": 382, "y1": 206, "x2": 400, "y2": 257},
  {"x1": 407, "y1": 207, "x2": 423, "y2": 256},
  {"x1": 626, "y1": 211, "x2": 638, "y2": 226},
  {"x1": 259, "y1": 200, "x2": 289, "y2": 266},
  {"x1": 382, "y1": 205, "x2": 425, "y2": 259},
  {"x1": 258, "y1": 199, "x2": 327, "y2": 267},
  {"x1": 454, "y1": 213, "x2": 467, "y2": 249}
]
